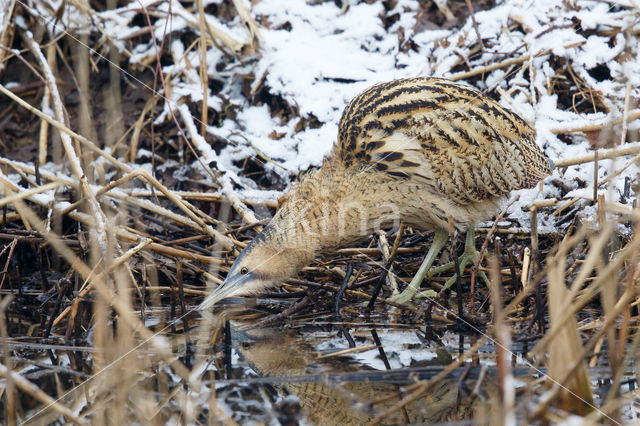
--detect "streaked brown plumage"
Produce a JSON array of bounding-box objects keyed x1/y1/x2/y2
[{"x1": 200, "y1": 77, "x2": 552, "y2": 308}]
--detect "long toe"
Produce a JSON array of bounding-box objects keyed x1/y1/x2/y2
[{"x1": 387, "y1": 288, "x2": 418, "y2": 305}]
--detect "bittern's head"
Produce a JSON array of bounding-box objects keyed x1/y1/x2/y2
[{"x1": 198, "y1": 223, "x2": 315, "y2": 310}]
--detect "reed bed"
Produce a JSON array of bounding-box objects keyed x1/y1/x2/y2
[{"x1": 0, "y1": 0, "x2": 639, "y2": 424}]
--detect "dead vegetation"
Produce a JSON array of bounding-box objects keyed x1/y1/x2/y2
[{"x1": 0, "y1": 0, "x2": 639, "y2": 424}]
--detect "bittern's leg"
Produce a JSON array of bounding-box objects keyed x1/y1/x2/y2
[{"x1": 387, "y1": 228, "x2": 449, "y2": 305}]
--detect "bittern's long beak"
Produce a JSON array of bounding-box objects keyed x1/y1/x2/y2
[{"x1": 198, "y1": 270, "x2": 256, "y2": 310}]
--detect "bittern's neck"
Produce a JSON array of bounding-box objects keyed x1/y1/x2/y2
[{"x1": 269, "y1": 164, "x2": 400, "y2": 256}]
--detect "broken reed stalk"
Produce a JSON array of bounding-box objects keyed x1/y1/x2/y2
[
  {"x1": 530, "y1": 205, "x2": 544, "y2": 332},
  {"x1": 368, "y1": 225, "x2": 404, "y2": 308},
  {"x1": 546, "y1": 233, "x2": 594, "y2": 416},
  {"x1": 488, "y1": 256, "x2": 515, "y2": 425}
]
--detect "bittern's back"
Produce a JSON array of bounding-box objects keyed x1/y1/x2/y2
[{"x1": 334, "y1": 78, "x2": 552, "y2": 206}]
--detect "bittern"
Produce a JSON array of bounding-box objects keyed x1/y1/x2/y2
[{"x1": 199, "y1": 77, "x2": 552, "y2": 309}]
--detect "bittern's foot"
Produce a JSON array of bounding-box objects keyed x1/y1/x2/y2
[
  {"x1": 387, "y1": 229, "x2": 489, "y2": 305},
  {"x1": 436, "y1": 242, "x2": 490, "y2": 293}
]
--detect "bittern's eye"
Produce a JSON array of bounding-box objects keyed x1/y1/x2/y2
[{"x1": 240, "y1": 267, "x2": 249, "y2": 275}]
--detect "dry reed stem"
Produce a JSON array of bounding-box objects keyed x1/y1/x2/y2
[
  {"x1": 554, "y1": 142, "x2": 640, "y2": 169},
  {"x1": 128, "y1": 96, "x2": 158, "y2": 162},
  {"x1": 449, "y1": 41, "x2": 585, "y2": 82},
  {"x1": 547, "y1": 235, "x2": 594, "y2": 415},
  {"x1": 74, "y1": 35, "x2": 98, "y2": 147},
  {"x1": 196, "y1": 0, "x2": 209, "y2": 136},
  {"x1": 37, "y1": 43, "x2": 55, "y2": 165},
  {"x1": 119, "y1": 189, "x2": 278, "y2": 208},
  {"x1": 0, "y1": 181, "x2": 61, "y2": 208},
  {"x1": 0, "y1": 295, "x2": 16, "y2": 426},
  {"x1": 520, "y1": 246, "x2": 530, "y2": 288},
  {"x1": 0, "y1": 0, "x2": 15, "y2": 72},
  {"x1": 376, "y1": 230, "x2": 399, "y2": 294},
  {"x1": 488, "y1": 256, "x2": 515, "y2": 425},
  {"x1": 551, "y1": 110, "x2": 640, "y2": 135},
  {"x1": 0, "y1": 240, "x2": 17, "y2": 290},
  {"x1": 55, "y1": 0, "x2": 134, "y2": 59},
  {"x1": 23, "y1": 31, "x2": 110, "y2": 252},
  {"x1": 532, "y1": 284, "x2": 637, "y2": 420},
  {"x1": 104, "y1": 32, "x2": 125, "y2": 154},
  {"x1": 316, "y1": 344, "x2": 378, "y2": 359}
]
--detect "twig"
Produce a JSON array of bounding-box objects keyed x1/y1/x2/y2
[
  {"x1": 551, "y1": 110, "x2": 640, "y2": 135},
  {"x1": 335, "y1": 262, "x2": 353, "y2": 315},
  {"x1": 553, "y1": 142, "x2": 640, "y2": 168},
  {"x1": 465, "y1": 0, "x2": 484, "y2": 50},
  {"x1": 38, "y1": 43, "x2": 54, "y2": 165}
]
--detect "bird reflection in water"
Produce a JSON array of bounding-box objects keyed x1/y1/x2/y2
[{"x1": 203, "y1": 306, "x2": 489, "y2": 424}]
